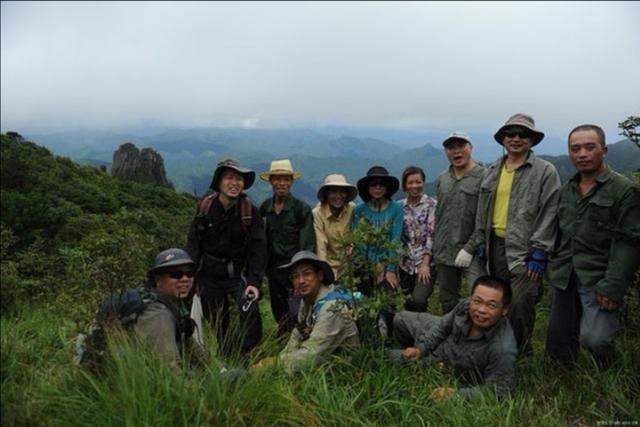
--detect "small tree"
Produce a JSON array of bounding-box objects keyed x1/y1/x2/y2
[
  {"x1": 333, "y1": 219, "x2": 406, "y2": 346},
  {"x1": 618, "y1": 116, "x2": 639, "y2": 149}
]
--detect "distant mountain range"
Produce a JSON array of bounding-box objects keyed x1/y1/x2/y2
[{"x1": 20, "y1": 127, "x2": 638, "y2": 205}]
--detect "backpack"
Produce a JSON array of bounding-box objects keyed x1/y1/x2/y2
[
  {"x1": 74, "y1": 289, "x2": 187, "y2": 372},
  {"x1": 196, "y1": 192, "x2": 254, "y2": 234},
  {"x1": 296, "y1": 288, "x2": 354, "y2": 341}
]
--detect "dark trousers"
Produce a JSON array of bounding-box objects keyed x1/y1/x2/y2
[
  {"x1": 399, "y1": 268, "x2": 432, "y2": 312},
  {"x1": 489, "y1": 233, "x2": 541, "y2": 355},
  {"x1": 200, "y1": 279, "x2": 262, "y2": 357},
  {"x1": 266, "y1": 266, "x2": 300, "y2": 336},
  {"x1": 545, "y1": 271, "x2": 620, "y2": 369},
  {"x1": 436, "y1": 260, "x2": 486, "y2": 314}
]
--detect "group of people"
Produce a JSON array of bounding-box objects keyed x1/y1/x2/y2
[{"x1": 102, "y1": 113, "x2": 639, "y2": 401}]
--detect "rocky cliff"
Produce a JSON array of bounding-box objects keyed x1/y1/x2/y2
[{"x1": 111, "y1": 142, "x2": 172, "y2": 187}]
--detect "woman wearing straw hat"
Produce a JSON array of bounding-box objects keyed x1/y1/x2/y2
[
  {"x1": 312, "y1": 174, "x2": 358, "y2": 280},
  {"x1": 259, "y1": 159, "x2": 316, "y2": 336}
]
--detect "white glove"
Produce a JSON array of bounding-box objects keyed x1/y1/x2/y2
[{"x1": 454, "y1": 249, "x2": 473, "y2": 268}]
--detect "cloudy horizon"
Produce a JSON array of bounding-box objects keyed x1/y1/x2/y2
[{"x1": 1, "y1": 1, "x2": 639, "y2": 149}]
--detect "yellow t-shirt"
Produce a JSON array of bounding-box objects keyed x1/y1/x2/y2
[{"x1": 492, "y1": 164, "x2": 515, "y2": 238}]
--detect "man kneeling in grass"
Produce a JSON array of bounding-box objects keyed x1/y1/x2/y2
[
  {"x1": 252, "y1": 251, "x2": 360, "y2": 372},
  {"x1": 388, "y1": 276, "x2": 517, "y2": 401}
]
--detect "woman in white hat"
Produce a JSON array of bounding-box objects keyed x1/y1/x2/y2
[{"x1": 312, "y1": 174, "x2": 358, "y2": 280}]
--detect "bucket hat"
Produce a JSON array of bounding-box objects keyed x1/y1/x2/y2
[
  {"x1": 442, "y1": 131, "x2": 473, "y2": 147},
  {"x1": 494, "y1": 113, "x2": 545, "y2": 146},
  {"x1": 356, "y1": 166, "x2": 400, "y2": 202},
  {"x1": 317, "y1": 174, "x2": 358, "y2": 203},
  {"x1": 278, "y1": 250, "x2": 335, "y2": 285},
  {"x1": 209, "y1": 158, "x2": 256, "y2": 191},
  {"x1": 259, "y1": 159, "x2": 302, "y2": 181},
  {"x1": 148, "y1": 248, "x2": 195, "y2": 276}
]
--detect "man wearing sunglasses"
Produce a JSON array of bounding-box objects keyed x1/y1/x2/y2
[
  {"x1": 186, "y1": 159, "x2": 267, "y2": 358},
  {"x1": 466, "y1": 114, "x2": 561, "y2": 356},
  {"x1": 251, "y1": 251, "x2": 359, "y2": 372},
  {"x1": 135, "y1": 248, "x2": 201, "y2": 369}
]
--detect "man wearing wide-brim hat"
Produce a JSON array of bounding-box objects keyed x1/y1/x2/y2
[
  {"x1": 259, "y1": 159, "x2": 316, "y2": 336},
  {"x1": 312, "y1": 174, "x2": 357, "y2": 279},
  {"x1": 186, "y1": 158, "x2": 267, "y2": 357},
  {"x1": 466, "y1": 113, "x2": 561, "y2": 356},
  {"x1": 251, "y1": 251, "x2": 360, "y2": 373}
]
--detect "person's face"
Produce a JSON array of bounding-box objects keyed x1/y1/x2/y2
[
  {"x1": 502, "y1": 126, "x2": 533, "y2": 156},
  {"x1": 219, "y1": 170, "x2": 245, "y2": 199},
  {"x1": 290, "y1": 261, "x2": 323, "y2": 299},
  {"x1": 568, "y1": 130, "x2": 607, "y2": 174},
  {"x1": 270, "y1": 174, "x2": 293, "y2": 197},
  {"x1": 404, "y1": 173, "x2": 424, "y2": 198},
  {"x1": 468, "y1": 284, "x2": 508, "y2": 329},
  {"x1": 155, "y1": 266, "x2": 194, "y2": 300},
  {"x1": 444, "y1": 140, "x2": 473, "y2": 169},
  {"x1": 327, "y1": 188, "x2": 348, "y2": 209},
  {"x1": 368, "y1": 180, "x2": 387, "y2": 201}
]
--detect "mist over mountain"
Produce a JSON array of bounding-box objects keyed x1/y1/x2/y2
[{"x1": 18, "y1": 126, "x2": 638, "y2": 205}]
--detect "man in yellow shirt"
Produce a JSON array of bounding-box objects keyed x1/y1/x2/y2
[
  {"x1": 469, "y1": 114, "x2": 561, "y2": 355},
  {"x1": 312, "y1": 174, "x2": 357, "y2": 280}
]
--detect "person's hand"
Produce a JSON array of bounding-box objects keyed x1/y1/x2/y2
[
  {"x1": 417, "y1": 263, "x2": 431, "y2": 285},
  {"x1": 401, "y1": 346, "x2": 422, "y2": 361},
  {"x1": 249, "y1": 356, "x2": 276, "y2": 372},
  {"x1": 429, "y1": 386, "x2": 456, "y2": 402},
  {"x1": 596, "y1": 293, "x2": 619, "y2": 311},
  {"x1": 526, "y1": 248, "x2": 547, "y2": 282},
  {"x1": 454, "y1": 249, "x2": 473, "y2": 269},
  {"x1": 244, "y1": 285, "x2": 260, "y2": 300},
  {"x1": 385, "y1": 270, "x2": 399, "y2": 289}
]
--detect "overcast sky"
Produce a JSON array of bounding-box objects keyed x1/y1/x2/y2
[{"x1": 1, "y1": 1, "x2": 639, "y2": 146}]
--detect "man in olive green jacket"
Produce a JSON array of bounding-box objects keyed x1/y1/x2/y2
[
  {"x1": 468, "y1": 114, "x2": 561, "y2": 354},
  {"x1": 545, "y1": 124, "x2": 640, "y2": 369},
  {"x1": 433, "y1": 132, "x2": 487, "y2": 314}
]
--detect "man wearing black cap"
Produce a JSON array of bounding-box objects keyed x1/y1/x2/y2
[
  {"x1": 251, "y1": 251, "x2": 360, "y2": 372},
  {"x1": 186, "y1": 159, "x2": 267, "y2": 357},
  {"x1": 467, "y1": 114, "x2": 561, "y2": 355},
  {"x1": 432, "y1": 132, "x2": 487, "y2": 314}
]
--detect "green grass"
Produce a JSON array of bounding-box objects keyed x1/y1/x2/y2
[{"x1": 2, "y1": 287, "x2": 639, "y2": 427}]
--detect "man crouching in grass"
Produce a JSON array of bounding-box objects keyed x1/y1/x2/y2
[
  {"x1": 388, "y1": 276, "x2": 517, "y2": 401},
  {"x1": 251, "y1": 251, "x2": 360, "y2": 372}
]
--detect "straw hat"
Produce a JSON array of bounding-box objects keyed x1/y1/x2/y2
[
  {"x1": 259, "y1": 159, "x2": 302, "y2": 181},
  {"x1": 494, "y1": 113, "x2": 545, "y2": 146},
  {"x1": 317, "y1": 174, "x2": 357, "y2": 203}
]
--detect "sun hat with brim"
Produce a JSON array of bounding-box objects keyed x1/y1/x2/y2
[
  {"x1": 494, "y1": 113, "x2": 545, "y2": 146},
  {"x1": 148, "y1": 248, "x2": 195, "y2": 276},
  {"x1": 259, "y1": 159, "x2": 302, "y2": 181},
  {"x1": 442, "y1": 131, "x2": 473, "y2": 147},
  {"x1": 356, "y1": 166, "x2": 400, "y2": 202},
  {"x1": 209, "y1": 158, "x2": 256, "y2": 191},
  {"x1": 278, "y1": 250, "x2": 335, "y2": 285},
  {"x1": 317, "y1": 173, "x2": 358, "y2": 203}
]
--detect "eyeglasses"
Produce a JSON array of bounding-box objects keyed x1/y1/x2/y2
[
  {"x1": 369, "y1": 180, "x2": 386, "y2": 188},
  {"x1": 470, "y1": 297, "x2": 502, "y2": 310},
  {"x1": 503, "y1": 130, "x2": 532, "y2": 139},
  {"x1": 166, "y1": 270, "x2": 195, "y2": 279},
  {"x1": 289, "y1": 269, "x2": 316, "y2": 282}
]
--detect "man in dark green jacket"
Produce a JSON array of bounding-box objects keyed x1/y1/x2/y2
[
  {"x1": 545, "y1": 124, "x2": 640, "y2": 369},
  {"x1": 259, "y1": 159, "x2": 316, "y2": 335}
]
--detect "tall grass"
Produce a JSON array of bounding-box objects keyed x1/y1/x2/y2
[{"x1": 2, "y1": 288, "x2": 639, "y2": 426}]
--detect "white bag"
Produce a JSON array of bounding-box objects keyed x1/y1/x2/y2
[{"x1": 190, "y1": 293, "x2": 205, "y2": 347}]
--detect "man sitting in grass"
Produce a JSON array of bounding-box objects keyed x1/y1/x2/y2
[
  {"x1": 388, "y1": 276, "x2": 517, "y2": 401},
  {"x1": 252, "y1": 251, "x2": 360, "y2": 372}
]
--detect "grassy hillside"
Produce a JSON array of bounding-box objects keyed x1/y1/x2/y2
[{"x1": 1, "y1": 133, "x2": 639, "y2": 426}]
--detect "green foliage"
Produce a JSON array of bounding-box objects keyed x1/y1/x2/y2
[
  {"x1": 618, "y1": 116, "x2": 639, "y2": 148},
  {"x1": 334, "y1": 218, "x2": 406, "y2": 345},
  {"x1": 0, "y1": 134, "x2": 196, "y2": 315}
]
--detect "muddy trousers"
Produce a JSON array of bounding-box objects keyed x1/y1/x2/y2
[
  {"x1": 545, "y1": 271, "x2": 620, "y2": 369},
  {"x1": 200, "y1": 281, "x2": 262, "y2": 357},
  {"x1": 489, "y1": 233, "x2": 541, "y2": 355}
]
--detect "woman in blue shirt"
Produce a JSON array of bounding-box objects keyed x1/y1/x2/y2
[{"x1": 352, "y1": 166, "x2": 404, "y2": 292}]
